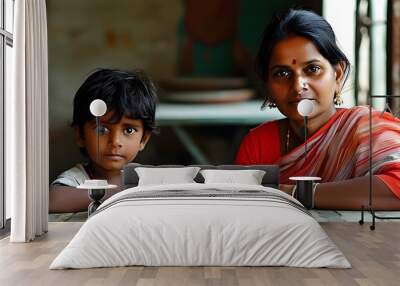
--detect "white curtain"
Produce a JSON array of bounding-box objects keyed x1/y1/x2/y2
[{"x1": 6, "y1": 0, "x2": 49, "y2": 242}]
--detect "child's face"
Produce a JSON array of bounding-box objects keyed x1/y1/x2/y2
[{"x1": 76, "y1": 112, "x2": 150, "y2": 173}]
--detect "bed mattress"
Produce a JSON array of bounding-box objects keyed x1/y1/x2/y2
[{"x1": 50, "y1": 183, "x2": 350, "y2": 269}]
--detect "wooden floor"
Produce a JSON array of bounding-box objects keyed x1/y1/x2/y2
[{"x1": 1, "y1": 222, "x2": 399, "y2": 286}]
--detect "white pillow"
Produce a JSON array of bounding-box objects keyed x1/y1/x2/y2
[
  {"x1": 200, "y1": 169, "x2": 266, "y2": 185},
  {"x1": 135, "y1": 167, "x2": 201, "y2": 186}
]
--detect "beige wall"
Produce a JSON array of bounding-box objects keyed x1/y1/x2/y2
[{"x1": 48, "y1": 0, "x2": 182, "y2": 181}]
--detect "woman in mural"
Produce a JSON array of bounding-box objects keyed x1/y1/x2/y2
[{"x1": 235, "y1": 8, "x2": 400, "y2": 210}]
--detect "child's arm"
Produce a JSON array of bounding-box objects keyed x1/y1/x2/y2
[
  {"x1": 49, "y1": 185, "x2": 91, "y2": 213},
  {"x1": 49, "y1": 185, "x2": 121, "y2": 213}
]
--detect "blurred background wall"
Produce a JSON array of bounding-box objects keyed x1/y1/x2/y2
[{"x1": 47, "y1": 0, "x2": 324, "y2": 182}]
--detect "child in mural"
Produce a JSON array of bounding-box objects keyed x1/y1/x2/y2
[{"x1": 49, "y1": 68, "x2": 158, "y2": 213}]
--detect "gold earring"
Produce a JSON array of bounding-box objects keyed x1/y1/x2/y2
[
  {"x1": 266, "y1": 97, "x2": 277, "y2": 108},
  {"x1": 334, "y1": 91, "x2": 343, "y2": 106},
  {"x1": 261, "y1": 98, "x2": 277, "y2": 109}
]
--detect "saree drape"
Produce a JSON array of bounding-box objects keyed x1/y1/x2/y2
[{"x1": 236, "y1": 106, "x2": 400, "y2": 198}]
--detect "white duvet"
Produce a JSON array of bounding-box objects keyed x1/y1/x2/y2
[{"x1": 50, "y1": 183, "x2": 350, "y2": 269}]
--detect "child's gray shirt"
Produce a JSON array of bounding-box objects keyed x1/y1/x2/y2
[{"x1": 51, "y1": 163, "x2": 90, "y2": 187}]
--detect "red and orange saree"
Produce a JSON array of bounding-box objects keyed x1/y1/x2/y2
[{"x1": 236, "y1": 106, "x2": 400, "y2": 198}]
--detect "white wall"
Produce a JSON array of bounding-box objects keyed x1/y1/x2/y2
[
  {"x1": 323, "y1": 0, "x2": 356, "y2": 107},
  {"x1": 371, "y1": 0, "x2": 387, "y2": 109}
]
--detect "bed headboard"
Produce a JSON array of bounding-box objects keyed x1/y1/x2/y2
[{"x1": 122, "y1": 163, "x2": 280, "y2": 189}]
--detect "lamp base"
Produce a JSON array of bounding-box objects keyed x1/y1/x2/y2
[
  {"x1": 87, "y1": 189, "x2": 106, "y2": 216},
  {"x1": 289, "y1": 176, "x2": 321, "y2": 210}
]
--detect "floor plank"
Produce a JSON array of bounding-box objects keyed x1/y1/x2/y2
[{"x1": 1, "y1": 222, "x2": 400, "y2": 286}]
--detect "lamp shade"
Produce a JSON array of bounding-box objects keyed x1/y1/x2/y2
[
  {"x1": 90, "y1": 99, "x2": 107, "y2": 117},
  {"x1": 297, "y1": 99, "x2": 314, "y2": 117}
]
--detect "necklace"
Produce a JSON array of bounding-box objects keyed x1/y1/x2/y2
[
  {"x1": 286, "y1": 127, "x2": 291, "y2": 153},
  {"x1": 286, "y1": 123, "x2": 302, "y2": 153}
]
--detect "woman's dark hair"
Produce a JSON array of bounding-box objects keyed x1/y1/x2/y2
[
  {"x1": 72, "y1": 68, "x2": 158, "y2": 154},
  {"x1": 256, "y1": 9, "x2": 350, "y2": 84}
]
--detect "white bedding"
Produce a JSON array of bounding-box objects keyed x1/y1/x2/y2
[{"x1": 50, "y1": 183, "x2": 350, "y2": 269}]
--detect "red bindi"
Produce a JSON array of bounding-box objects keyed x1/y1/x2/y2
[{"x1": 292, "y1": 59, "x2": 296, "y2": 64}]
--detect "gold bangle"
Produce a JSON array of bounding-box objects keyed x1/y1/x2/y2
[
  {"x1": 312, "y1": 183, "x2": 320, "y2": 208},
  {"x1": 291, "y1": 185, "x2": 297, "y2": 197}
]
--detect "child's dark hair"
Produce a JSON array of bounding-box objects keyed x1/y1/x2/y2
[{"x1": 72, "y1": 68, "x2": 158, "y2": 154}]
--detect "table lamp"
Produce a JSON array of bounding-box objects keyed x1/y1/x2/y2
[
  {"x1": 77, "y1": 99, "x2": 117, "y2": 216},
  {"x1": 297, "y1": 99, "x2": 314, "y2": 160},
  {"x1": 289, "y1": 99, "x2": 321, "y2": 209}
]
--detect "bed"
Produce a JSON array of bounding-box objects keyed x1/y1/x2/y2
[{"x1": 50, "y1": 164, "x2": 350, "y2": 269}]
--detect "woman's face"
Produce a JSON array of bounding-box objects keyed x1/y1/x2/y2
[{"x1": 266, "y1": 36, "x2": 344, "y2": 122}]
